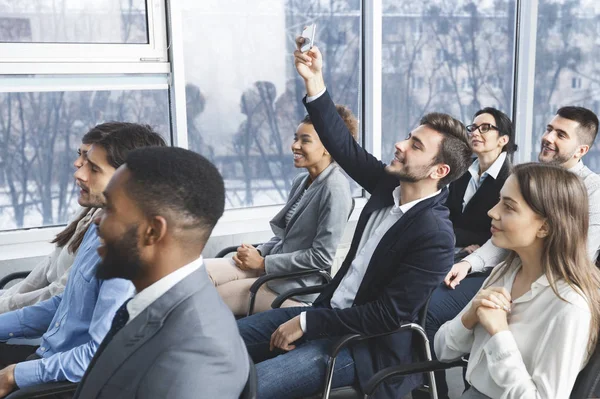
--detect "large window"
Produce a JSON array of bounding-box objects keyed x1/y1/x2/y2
[
  {"x1": 0, "y1": 86, "x2": 170, "y2": 231},
  {"x1": 0, "y1": 0, "x2": 148, "y2": 44},
  {"x1": 381, "y1": 1, "x2": 517, "y2": 159},
  {"x1": 181, "y1": 0, "x2": 362, "y2": 209},
  {"x1": 0, "y1": 0, "x2": 166, "y2": 63},
  {"x1": 532, "y1": 0, "x2": 600, "y2": 172}
]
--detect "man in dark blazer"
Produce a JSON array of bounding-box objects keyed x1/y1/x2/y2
[
  {"x1": 235, "y1": 39, "x2": 473, "y2": 399},
  {"x1": 74, "y1": 147, "x2": 249, "y2": 399}
]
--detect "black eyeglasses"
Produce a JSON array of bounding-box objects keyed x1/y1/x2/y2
[{"x1": 466, "y1": 123, "x2": 499, "y2": 135}]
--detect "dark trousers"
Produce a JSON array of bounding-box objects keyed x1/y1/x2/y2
[
  {"x1": 0, "y1": 342, "x2": 39, "y2": 369},
  {"x1": 414, "y1": 272, "x2": 489, "y2": 399},
  {"x1": 0, "y1": 343, "x2": 73, "y2": 399}
]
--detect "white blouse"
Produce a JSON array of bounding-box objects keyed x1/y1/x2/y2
[{"x1": 435, "y1": 259, "x2": 592, "y2": 399}]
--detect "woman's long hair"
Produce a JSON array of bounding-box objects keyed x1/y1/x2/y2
[
  {"x1": 51, "y1": 207, "x2": 93, "y2": 254},
  {"x1": 486, "y1": 162, "x2": 600, "y2": 356}
]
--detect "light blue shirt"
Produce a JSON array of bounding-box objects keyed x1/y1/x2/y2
[
  {"x1": 462, "y1": 152, "x2": 507, "y2": 211},
  {"x1": 0, "y1": 224, "x2": 135, "y2": 388}
]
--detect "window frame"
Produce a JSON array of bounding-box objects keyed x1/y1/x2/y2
[{"x1": 0, "y1": 0, "x2": 168, "y2": 66}]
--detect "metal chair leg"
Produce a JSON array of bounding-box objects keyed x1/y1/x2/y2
[
  {"x1": 321, "y1": 356, "x2": 337, "y2": 399},
  {"x1": 246, "y1": 292, "x2": 257, "y2": 317}
]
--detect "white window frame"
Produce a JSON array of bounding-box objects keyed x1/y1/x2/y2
[
  {"x1": 512, "y1": 0, "x2": 539, "y2": 164},
  {"x1": 0, "y1": 0, "x2": 168, "y2": 66}
]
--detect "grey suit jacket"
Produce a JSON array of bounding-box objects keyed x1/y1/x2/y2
[
  {"x1": 258, "y1": 163, "x2": 352, "y2": 302},
  {"x1": 74, "y1": 266, "x2": 249, "y2": 399}
]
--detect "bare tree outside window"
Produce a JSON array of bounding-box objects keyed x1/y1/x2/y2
[
  {"x1": 0, "y1": 89, "x2": 170, "y2": 231},
  {"x1": 381, "y1": 0, "x2": 517, "y2": 158},
  {"x1": 533, "y1": 0, "x2": 600, "y2": 172},
  {"x1": 183, "y1": 0, "x2": 361, "y2": 209},
  {"x1": 0, "y1": 0, "x2": 148, "y2": 44}
]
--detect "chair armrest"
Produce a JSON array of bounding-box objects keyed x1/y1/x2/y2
[
  {"x1": 249, "y1": 269, "x2": 331, "y2": 295},
  {"x1": 270, "y1": 284, "x2": 330, "y2": 309},
  {"x1": 363, "y1": 358, "x2": 467, "y2": 396},
  {"x1": 0, "y1": 272, "x2": 31, "y2": 289},
  {"x1": 5, "y1": 382, "x2": 78, "y2": 398},
  {"x1": 215, "y1": 243, "x2": 263, "y2": 258},
  {"x1": 327, "y1": 322, "x2": 427, "y2": 358},
  {"x1": 246, "y1": 269, "x2": 331, "y2": 316}
]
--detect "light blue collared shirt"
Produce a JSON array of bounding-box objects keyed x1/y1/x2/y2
[{"x1": 0, "y1": 224, "x2": 135, "y2": 388}]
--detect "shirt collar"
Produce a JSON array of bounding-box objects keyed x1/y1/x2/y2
[
  {"x1": 468, "y1": 152, "x2": 507, "y2": 181},
  {"x1": 127, "y1": 256, "x2": 204, "y2": 322},
  {"x1": 392, "y1": 186, "x2": 442, "y2": 214},
  {"x1": 568, "y1": 160, "x2": 585, "y2": 174}
]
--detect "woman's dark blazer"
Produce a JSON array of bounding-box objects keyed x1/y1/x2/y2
[{"x1": 445, "y1": 156, "x2": 511, "y2": 247}]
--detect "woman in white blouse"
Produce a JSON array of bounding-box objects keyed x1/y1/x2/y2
[{"x1": 435, "y1": 162, "x2": 600, "y2": 399}]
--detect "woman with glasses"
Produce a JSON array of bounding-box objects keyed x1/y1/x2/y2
[{"x1": 446, "y1": 107, "x2": 517, "y2": 261}]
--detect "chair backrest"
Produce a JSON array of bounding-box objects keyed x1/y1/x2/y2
[
  {"x1": 570, "y1": 338, "x2": 600, "y2": 398},
  {"x1": 240, "y1": 356, "x2": 257, "y2": 399}
]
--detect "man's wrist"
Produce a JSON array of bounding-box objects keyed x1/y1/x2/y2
[
  {"x1": 305, "y1": 75, "x2": 326, "y2": 97},
  {"x1": 5, "y1": 364, "x2": 16, "y2": 386}
]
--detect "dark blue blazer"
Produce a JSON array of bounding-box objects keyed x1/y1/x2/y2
[{"x1": 302, "y1": 91, "x2": 455, "y2": 399}]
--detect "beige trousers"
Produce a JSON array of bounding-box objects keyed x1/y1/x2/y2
[{"x1": 204, "y1": 258, "x2": 306, "y2": 316}]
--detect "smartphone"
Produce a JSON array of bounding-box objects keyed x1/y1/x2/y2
[{"x1": 300, "y1": 24, "x2": 317, "y2": 53}]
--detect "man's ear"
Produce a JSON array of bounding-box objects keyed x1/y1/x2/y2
[
  {"x1": 144, "y1": 216, "x2": 168, "y2": 246},
  {"x1": 431, "y1": 163, "x2": 450, "y2": 181},
  {"x1": 574, "y1": 144, "x2": 590, "y2": 161}
]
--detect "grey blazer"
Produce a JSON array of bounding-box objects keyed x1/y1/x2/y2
[
  {"x1": 74, "y1": 266, "x2": 249, "y2": 399},
  {"x1": 258, "y1": 163, "x2": 352, "y2": 302}
]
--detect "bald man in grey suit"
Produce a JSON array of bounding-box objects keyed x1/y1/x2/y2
[{"x1": 74, "y1": 147, "x2": 249, "y2": 399}]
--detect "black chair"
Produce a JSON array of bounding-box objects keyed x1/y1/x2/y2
[
  {"x1": 241, "y1": 356, "x2": 258, "y2": 399},
  {"x1": 216, "y1": 199, "x2": 355, "y2": 317},
  {"x1": 302, "y1": 295, "x2": 437, "y2": 399},
  {"x1": 0, "y1": 271, "x2": 31, "y2": 290},
  {"x1": 5, "y1": 382, "x2": 78, "y2": 398},
  {"x1": 4, "y1": 355, "x2": 258, "y2": 399},
  {"x1": 364, "y1": 334, "x2": 600, "y2": 399}
]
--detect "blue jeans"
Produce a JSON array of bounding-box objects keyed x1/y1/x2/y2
[
  {"x1": 420, "y1": 273, "x2": 489, "y2": 399},
  {"x1": 238, "y1": 307, "x2": 356, "y2": 399}
]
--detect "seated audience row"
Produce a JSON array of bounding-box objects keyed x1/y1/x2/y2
[
  {"x1": 0, "y1": 38, "x2": 598, "y2": 399},
  {"x1": 422, "y1": 106, "x2": 600, "y2": 399}
]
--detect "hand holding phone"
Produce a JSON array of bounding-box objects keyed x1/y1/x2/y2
[{"x1": 300, "y1": 24, "x2": 316, "y2": 53}]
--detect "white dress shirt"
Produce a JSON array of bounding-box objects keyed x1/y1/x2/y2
[
  {"x1": 300, "y1": 186, "x2": 441, "y2": 331},
  {"x1": 464, "y1": 160, "x2": 600, "y2": 272},
  {"x1": 126, "y1": 256, "x2": 203, "y2": 324},
  {"x1": 435, "y1": 259, "x2": 592, "y2": 399},
  {"x1": 462, "y1": 152, "x2": 506, "y2": 211}
]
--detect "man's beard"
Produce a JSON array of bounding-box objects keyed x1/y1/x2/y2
[
  {"x1": 538, "y1": 142, "x2": 576, "y2": 165},
  {"x1": 96, "y1": 225, "x2": 145, "y2": 281},
  {"x1": 387, "y1": 162, "x2": 433, "y2": 183}
]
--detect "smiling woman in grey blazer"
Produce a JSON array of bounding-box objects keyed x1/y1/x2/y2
[{"x1": 205, "y1": 105, "x2": 357, "y2": 316}]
